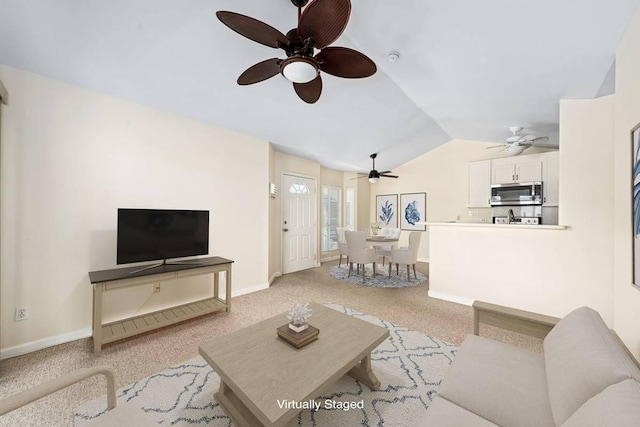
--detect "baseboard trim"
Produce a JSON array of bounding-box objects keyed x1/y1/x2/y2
[
  {"x1": 268, "y1": 272, "x2": 282, "y2": 285},
  {"x1": 417, "y1": 257, "x2": 430, "y2": 263},
  {"x1": 1, "y1": 328, "x2": 92, "y2": 360},
  {"x1": 232, "y1": 282, "x2": 269, "y2": 297},
  {"x1": 320, "y1": 255, "x2": 340, "y2": 262},
  {"x1": 428, "y1": 291, "x2": 474, "y2": 306}
]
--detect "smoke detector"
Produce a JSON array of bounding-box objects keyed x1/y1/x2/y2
[{"x1": 387, "y1": 51, "x2": 400, "y2": 62}]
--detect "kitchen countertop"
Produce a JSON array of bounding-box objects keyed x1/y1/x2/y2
[{"x1": 426, "y1": 221, "x2": 567, "y2": 230}]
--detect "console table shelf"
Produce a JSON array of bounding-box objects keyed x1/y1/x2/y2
[
  {"x1": 89, "y1": 256, "x2": 233, "y2": 354},
  {"x1": 101, "y1": 297, "x2": 227, "y2": 346}
]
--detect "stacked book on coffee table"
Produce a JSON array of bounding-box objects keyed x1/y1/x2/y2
[{"x1": 277, "y1": 324, "x2": 320, "y2": 349}]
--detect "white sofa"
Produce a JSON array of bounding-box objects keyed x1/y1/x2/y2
[{"x1": 426, "y1": 306, "x2": 640, "y2": 426}]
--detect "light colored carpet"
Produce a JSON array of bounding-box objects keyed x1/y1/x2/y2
[
  {"x1": 75, "y1": 303, "x2": 457, "y2": 426},
  {"x1": 328, "y1": 263, "x2": 426, "y2": 288},
  {"x1": 0, "y1": 261, "x2": 542, "y2": 427}
]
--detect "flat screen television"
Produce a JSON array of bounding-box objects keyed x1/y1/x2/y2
[{"x1": 117, "y1": 208, "x2": 209, "y2": 265}]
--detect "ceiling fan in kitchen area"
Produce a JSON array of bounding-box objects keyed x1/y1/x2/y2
[
  {"x1": 352, "y1": 153, "x2": 399, "y2": 183},
  {"x1": 216, "y1": 0, "x2": 377, "y2": 104},
  {"x1": 486, "y1": 126, "x2": 550, "y2": 156}
]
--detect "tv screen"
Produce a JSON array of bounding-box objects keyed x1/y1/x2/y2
[{"x1": 117, "y1": 209, "x2": 209, "y2": 265}]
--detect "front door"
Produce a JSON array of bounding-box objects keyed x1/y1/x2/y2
[{"x1": 282, "y1": 174, "x2": 316, "y2": 274}]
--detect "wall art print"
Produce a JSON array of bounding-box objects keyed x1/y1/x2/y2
[
  {"x1": 400, "y1": 192, "x2": 426, "y2": 231},
  {"x1": 632, "y1": 122, "x2": 640, "y2": 289},
  {"x1": 376, "y1": 194, "x2": 398, "y2": 227}
]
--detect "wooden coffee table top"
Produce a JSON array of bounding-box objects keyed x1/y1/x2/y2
[{"x1": 198, "y1": 302, "x2": 389, "y2": 426}]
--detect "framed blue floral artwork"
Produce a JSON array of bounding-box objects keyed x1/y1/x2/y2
[
  {"x1": 376, "y1": 194, "x2": 398, "y2": 228},
  {"x1": 632, "y1": 122, "x2": 640, "y2": 288},
  {"x1": 400, "y1": 192, "x2": 426, "y2": 231}
]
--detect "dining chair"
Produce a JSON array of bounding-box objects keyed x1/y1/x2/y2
[
  {"x1": 376, "y1": 228, "x2": 401, "y2": 266},
  {"x1": 345, "y1": 230, "x2": 377, "y2": 284},
  {"x1": 336, "y1": 227, "x2": 349, "y2": 267},
  {"x1": 389, "y1": 231, "x2": 422, "y2": 281}
]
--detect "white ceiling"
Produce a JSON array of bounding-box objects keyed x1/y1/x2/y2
[{"x1": 0, "y1": 0, "x2": 638, "y2": 173}]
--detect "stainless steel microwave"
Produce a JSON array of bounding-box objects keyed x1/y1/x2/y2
[{"x1": 490, "y1": 182, "x2": 543, "y2": 206}]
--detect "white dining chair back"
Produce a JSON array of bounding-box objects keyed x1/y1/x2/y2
[
  {"x1": 389, "y1": 231, "x2": 422, "y2": 281},
  {"x1": 380, "y1": 228, "x2": 401, "y2": 239},
  {"x1": 376, "y1": 228, "x2": 401, "y2": 266},
  {"x1": 345, "y1": 230, "x2": 378, "y2": 283}
]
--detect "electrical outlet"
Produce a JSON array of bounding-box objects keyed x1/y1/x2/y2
[
  {"x1": 15, "y1": 307, "x2": 29, "y2": 321},
  {"x1": 153, "y1": 283, "x2": 161, "y2": 293}
]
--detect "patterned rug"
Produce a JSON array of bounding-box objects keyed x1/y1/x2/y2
[
  {"x1": 75, "y1": 304, "x2": 457, "y2": 426},
  {"x1": 329, "y1": 264, "x2": 427, "y2": 288}
]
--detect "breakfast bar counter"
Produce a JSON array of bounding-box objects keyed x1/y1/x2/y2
[{"x1": 426, "y1": 221, "x2": 567, "y2": 230}]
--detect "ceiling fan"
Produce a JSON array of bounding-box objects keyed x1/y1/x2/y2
[
  {"x1": 216, "y1": 0, "x2": 377, "y2": 104},
  {"x1": 486, "y1": 126, "x2": 550, "y2": 156},
  {"x1": 352, "y1": 153, "x2": 399, "y2": 183}
]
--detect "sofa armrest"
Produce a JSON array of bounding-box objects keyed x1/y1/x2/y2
[
  {"x1": 0, "y1": 366, "x2": 116, "y2": 416},
  {"x1": 473, "y1": 300, "x2": 560, "y2": 339}
]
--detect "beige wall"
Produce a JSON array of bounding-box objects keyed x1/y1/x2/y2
[
  {"x1": 268, "y1": 144, "x2": 279, "y2": 282},
  {"x1": 356, "y1": 175, "x2": 370, "y2": 234},
  {"x1": 0, "y1": 65, "x2": 270, "y2": 355},
  {"x1": 429, "y1": 95, "x2": 616, "y2": 323},
  {"x1": 614, "y1": 6, "x2": 640, "y2": 357}
]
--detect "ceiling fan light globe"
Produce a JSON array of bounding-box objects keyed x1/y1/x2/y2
[
  {"x1": 506, "y1": 145, "x2": 525, "y2": 156},
  {"x1": 281, "y1": 57, "x2": 319, "y2": 83},
  {"x1": 368, "y1": 177, "x2": 379, "y2": 183}
]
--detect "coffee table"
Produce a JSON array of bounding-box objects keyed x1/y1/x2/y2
[{"x1": 198, "y1": 303, "x2": 389, "y2": 427}]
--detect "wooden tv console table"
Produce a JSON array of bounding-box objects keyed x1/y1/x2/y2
[{"x1": 89, "y1": 256, "x2": 233, "y2": 354}]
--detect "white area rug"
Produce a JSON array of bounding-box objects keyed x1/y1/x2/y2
[{"x1": 75, "y1": 304, "x2": 457, "y2": 426}]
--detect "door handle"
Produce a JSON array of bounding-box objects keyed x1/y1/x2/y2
[{"x1": 283, "y1": 228, "x2": 289, "y2": 232}]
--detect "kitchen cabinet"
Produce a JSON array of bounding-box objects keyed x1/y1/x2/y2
[
  {"x1": 543, "y1": 151, "x2": 559, "y2": 206},
  {"x1": 467, "y1": 160, "x2": 491, "y2": 207},
  {"x1": 491, "y1": 155, "x2": 542, "y2": 184}
]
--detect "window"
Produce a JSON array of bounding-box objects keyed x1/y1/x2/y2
[
  {"x1": 321, "y1": 186, "x2": 341, "y2": 252},
  {"x1": 345, "y1": 187, "x2": 355, "y2": 231},
  {"x1": 289, "y1": 183, "x2": 310, "y2": 194}
]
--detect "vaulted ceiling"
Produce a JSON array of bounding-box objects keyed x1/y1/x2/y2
[{"x1": 0, "y1": 0, "x2": 638, "y2": 173}]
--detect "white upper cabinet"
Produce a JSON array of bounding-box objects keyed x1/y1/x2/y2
[
  {"x1": 467, "y1": 160, "x2": 491, "y2": 207},
  {"x1": 543, "y1": 151, "x2": 559, "y2": 206},
  {"x1": 491, "y1": 155, "x2": 543, "y2": 184}
]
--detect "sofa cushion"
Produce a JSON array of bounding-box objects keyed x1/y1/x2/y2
[
  {"x1": 544, "y1": 306, "x2": 640, "y2": 425},
  {"x1": 426, "y1": 396, "x2": 499, "y2": 426},
  {"x1": 437, "y1": 334, "x2": 555, "y2": 427},
  {"x1": 561, "y1": 380, "x2": 640, "y2": 427}
]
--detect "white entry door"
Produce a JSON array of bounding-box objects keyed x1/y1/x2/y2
[{"x1": 282, "y1": 174, "x2": 316, "y2": 274}]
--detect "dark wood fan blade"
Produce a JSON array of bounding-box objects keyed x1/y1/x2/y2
[
  {"x1": 350, "y1": 175, "x2": 369, "y2": 180},
  {"x1": 316, "y1": 47, "x2": 376, "y2": 78},
  {"x1": 237, "y1": 58, "x2": 282, "y2": 85},
  {"x1": 298, "y1": 0, "x2": 351, "y2": 49},
  {"x1": 380, "y1": 174, "x2": 399, "y2": 179},
  {"x1": 293, "y1": 75, "x2": 323, "y2": 104},
  {"x1": 216, "y1": 11, "x2": 289, "y2": 49},
  {"x1": 378, "y1": 170, "x2": 392, "y2": 175}
]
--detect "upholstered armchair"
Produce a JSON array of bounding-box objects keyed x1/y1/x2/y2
[
  {"x1": 336, "y1": 227, "x2": 349, "y2": 267},
  {"x1": 376, "y1": 228, "x2": 401, "y2": 266},
  {"x1": 345, "y1": 231, "x2": 377, "y2": 284},
  {"x1": 389, "y1": 231, "x2": 422, "y2": 281}
]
